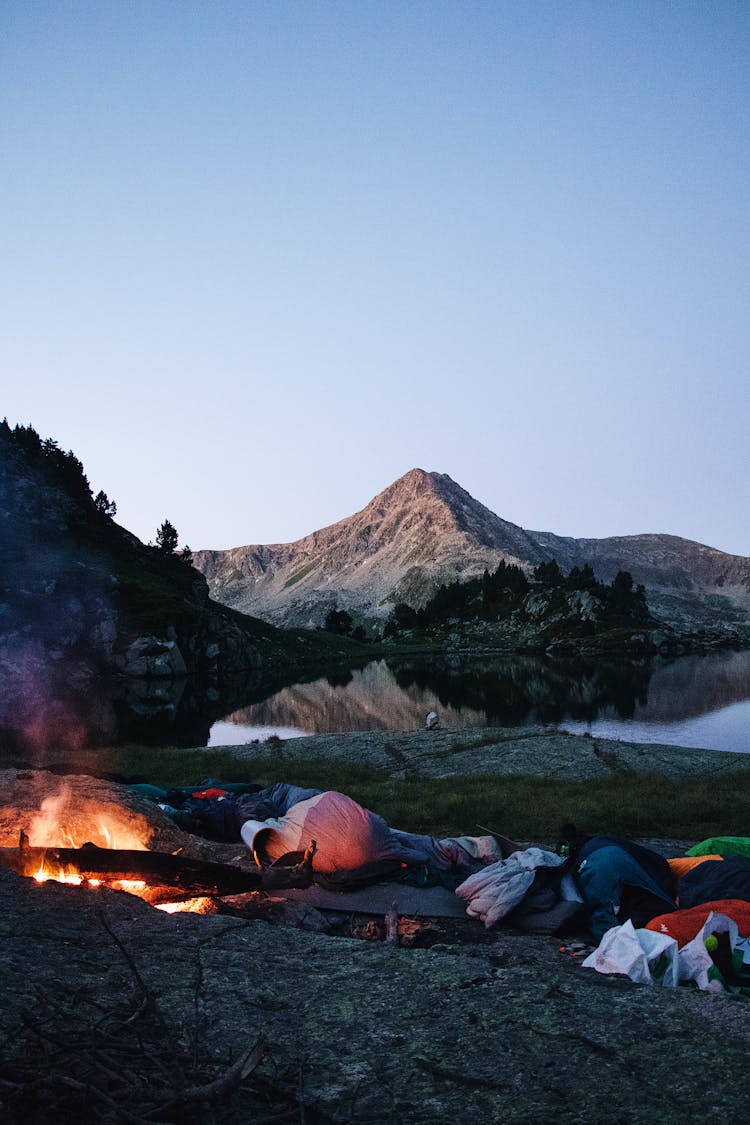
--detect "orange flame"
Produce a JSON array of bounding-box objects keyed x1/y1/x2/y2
[
  {"x1": 33, "y1": 861, "x2": 82, "y2": 886},
  {"x1": 25, "y1": 786, "x2": 214, "y2": 914},
  {"x1": 27, "y1": 784, "x2": 151, "y2": 850}
]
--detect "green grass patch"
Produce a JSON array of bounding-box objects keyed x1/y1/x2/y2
[
  {"x1": 283, "y1": 560, "x2": 319, "y2": 588},
  {"x1": 59, "y1": 744, "x2": 750, "y2": 845}
]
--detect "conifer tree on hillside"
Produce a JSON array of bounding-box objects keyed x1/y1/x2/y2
[
  {"x1": 155, "y1": 519, "x2": 179, "y2": 554},
  {"x1": 94, "y1": 490, "x2": 117, "y2": 518},
  {"x1": 324, "y1": 607, "x2": 353, "y2": 635}
]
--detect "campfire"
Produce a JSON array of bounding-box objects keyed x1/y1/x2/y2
[
  {"x1": 2, "y1": 782, "x2": 260, "y2": 913},
  {"x1": 1, "y1": 771, "x2": 463, "y2": 955}
]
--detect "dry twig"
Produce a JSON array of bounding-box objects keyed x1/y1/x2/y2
[{"x1": 384, "y1": 901, "x2": 399, "y2": 945}]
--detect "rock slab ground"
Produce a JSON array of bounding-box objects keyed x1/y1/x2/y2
[
  {"x1": 3, "y1": 868, "x2": 750, "y2": 1123},
  {"x1": 227, "y1": 725, "x2": 750, "y2": 781},
  {"x1": 4, "y1": 731, "x2": 750, "y2": 1121}
]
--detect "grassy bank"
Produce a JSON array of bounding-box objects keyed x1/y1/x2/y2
[{"x1": 63, "y1": 742, "x2": 750, "y2": 844}]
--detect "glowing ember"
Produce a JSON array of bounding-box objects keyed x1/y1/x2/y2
[
  {"x1": 30, "y1": 859, "x2": 147, "y2": 897},
  {"x1": 31, "y1": 861, "x2": 117, "y2": 890},
  {"x1": 154, "y1": 897, "x2": 217, "y2": 914},
  {"x1": 33, "y1": 863, "x2": 83, "y2": 886},
  {"x1": 28, "y1": 855, "x2": 215, "y2": 911}
]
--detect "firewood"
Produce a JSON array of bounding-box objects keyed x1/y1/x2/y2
[
  {"x1": 0, "y1": 844, "x2": 261, "y2": 896},
  {"x1": 384, "y1": 900, "x2": 399, "y2": 944}
]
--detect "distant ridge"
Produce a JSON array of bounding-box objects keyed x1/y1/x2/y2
[{"x1": 193, "y1": 469, "x2": 750, "y2": 634}]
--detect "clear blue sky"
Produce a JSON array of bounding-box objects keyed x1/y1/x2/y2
[{"x1": 2, "y1": 2, "x2": 748, "y2": 555}]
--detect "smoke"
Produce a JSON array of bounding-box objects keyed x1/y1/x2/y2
[
  {"x1": 0, "y1": 494, "x2": 124, "y2": 754},
  {"x1": 0, "y1": 640, "x2": 117, "y2": 754},
  {"x1": 27, "y1": 783, "x2": 75, "y2": 846}
]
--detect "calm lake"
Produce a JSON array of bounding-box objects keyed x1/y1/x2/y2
[
  {"x1": 210, "y1": 651, "x2": 750, "y2": 755},
  {"x1": 3, "y1": 651, "x2": 749, "y2": 761}
]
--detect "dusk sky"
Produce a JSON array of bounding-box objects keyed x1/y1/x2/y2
[{"x1": 3, "y1": 2, "x2": 748, "y2": 556}]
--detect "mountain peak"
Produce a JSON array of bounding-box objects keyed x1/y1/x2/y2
[
  {"x1": 398, "y1": 467, "x2": 432, "y2": 482},
  {"x1": 358, "y1": 468, "x2": 459, "y2": 524},
  {"x1": 194, "y1": 468, "x2": 545, "y2": 625},
  {"x1": 192, "y1": 469, "x2": 750, "y2": 633},
  {"x1": 376, "y1": 467, "x2": 446, "y2": 497}
]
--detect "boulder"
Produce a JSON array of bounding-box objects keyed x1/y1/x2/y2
[{"x1": 114, "y1": 636, "x2": 188, "y2": 678}]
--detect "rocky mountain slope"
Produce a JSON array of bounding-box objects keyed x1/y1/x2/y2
[
  {"x1": 195, "y1": 469, "x2": 546, "y2": 629},
  {"x1": 194, "y1": 469, "x2": 750, "y2": 636}
]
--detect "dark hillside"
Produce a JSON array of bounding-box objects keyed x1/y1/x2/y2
[{"x1": 0, "y1": 422, "x2": 359, "y2": 750}]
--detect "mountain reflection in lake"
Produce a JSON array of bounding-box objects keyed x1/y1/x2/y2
[
  {"x1": 6, "y1": 651, "x2": 747, "y2": 760},
  {"x1": 215, "y1": 651, "x2": 750, "y2": 754}
]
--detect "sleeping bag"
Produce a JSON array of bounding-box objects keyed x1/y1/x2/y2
[
  {"x1": 678, "y1": 856, "x2": 750, "y2": 909},
  {"x1": 574, "y1": 835, "x2": 676, "y2": 941},
  {"x1": 240, "y1": 790, "x2": 495, "y2": 876}
]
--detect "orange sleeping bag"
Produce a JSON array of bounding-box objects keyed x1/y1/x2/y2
[
  {"x1": 667, "y1": 854, "x2": 722, "y2": 879},
  {"x1": 646, "y1": 899, "x2": 750, "y2": 946}
]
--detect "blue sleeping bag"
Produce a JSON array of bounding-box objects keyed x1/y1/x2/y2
[{"x1": 574, "y1": 835, "x2": 676, "y2": 941}]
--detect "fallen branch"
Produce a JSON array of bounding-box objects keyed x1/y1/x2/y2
[
  {"x1": 1, "y1": 949, "x2": 296, "y2": 1125},
  {"x1": 148, "y1": 1034, "x2": 268, "y2": 1116}
]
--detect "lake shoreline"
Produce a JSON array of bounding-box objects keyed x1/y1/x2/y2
[{"x1": 217, "y1": 724, "x2": 750, "y2": 783}]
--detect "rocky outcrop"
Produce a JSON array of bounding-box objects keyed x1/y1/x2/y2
[
  {"x1": 10, "y1": 863, "x2": 750, "y2": 1125},
  {"x1": 194, "y1": 469, "x2": 750, "y2": 637},
  {"x1": 0, "y1": 423, "x2": 359, "y2": 752},
  {"x1": 113, "y1": 635, "x2": 188, "y2": 678},
  {"x1": 13, "y1": 860, "x2": 750, "y2": 1125},
  {"x1": 222, "y1": 725, "x2": 750, "y2": 782}
]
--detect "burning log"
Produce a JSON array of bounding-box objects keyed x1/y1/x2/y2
[{"x1": 0, "y1": 839, "x2": 262, "y2": 898}]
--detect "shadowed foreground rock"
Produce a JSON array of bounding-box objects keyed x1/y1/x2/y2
[{"x1": 2, "y1": 868, "x2": 750, "y2": 1123}]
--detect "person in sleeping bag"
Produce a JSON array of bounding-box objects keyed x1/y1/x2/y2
[{"x1": 560, "y1": 827, "x2": 676, "y2": 942}]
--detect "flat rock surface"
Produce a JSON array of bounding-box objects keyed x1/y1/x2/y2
[
  {"x1": 3, "y1": 868, "x2": 750, "y2": 1123},
  {"x1": 227, "y1": 726, "x2": 750, "y2": 781},
  {"x1": 3, "y1": 735, "x2": 750, "y2": 1121}
]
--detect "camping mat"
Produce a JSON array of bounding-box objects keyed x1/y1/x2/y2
[{"x1": 274, "y1": 882, "x2": 468, "y2": 917}]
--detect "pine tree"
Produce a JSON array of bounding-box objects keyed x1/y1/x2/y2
[
  {"x1": 94, "y1": 490, "x2": 117, "y2": 518},
  {"x1": 155, "y1": 519, "x2": 179, "y2": 554}
]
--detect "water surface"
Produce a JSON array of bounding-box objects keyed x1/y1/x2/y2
[
  {"x1": 213, "y1": 650, "x2": 750, "y2": 754},
  {"x1": 3, "y1": 651, "x2": 748, "y2": 759}
]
